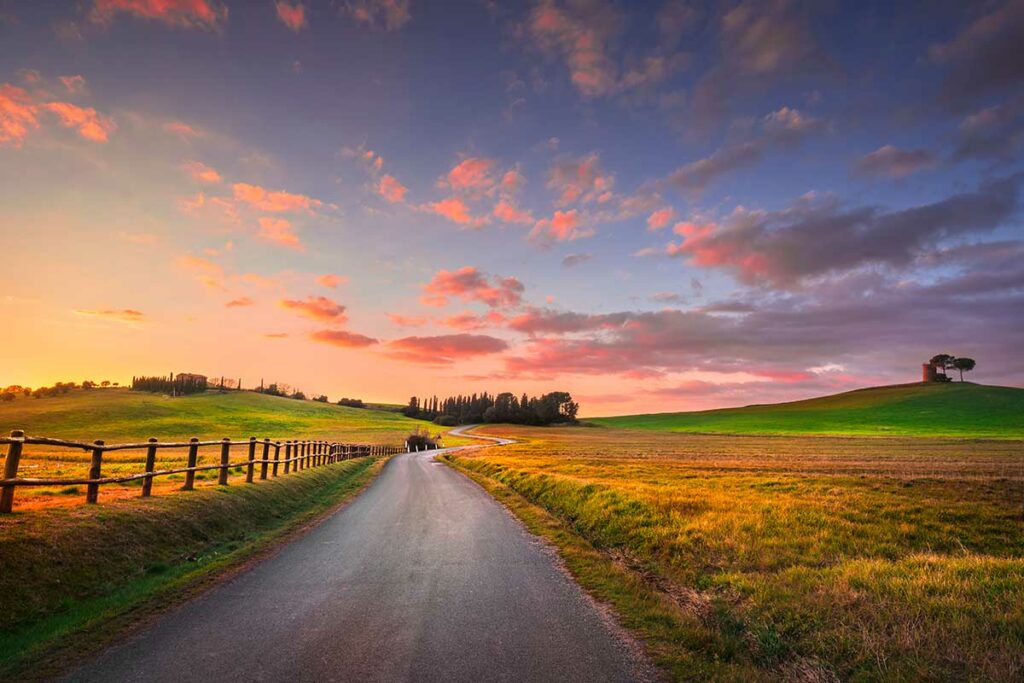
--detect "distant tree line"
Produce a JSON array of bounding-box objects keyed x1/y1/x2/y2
[
  {"x1": 2, "y1": 380, "x2": 118, "y2": 402},
  {"x1": 402, "y1": 391, "x2": 579, "y2": 426},
  {"x1": 132, "y1": 374, "x2": 208, "y2": 396}
]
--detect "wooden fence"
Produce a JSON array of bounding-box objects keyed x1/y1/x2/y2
[{"x1": 0, "y1": 430, "x2": 405, "y2": 513}]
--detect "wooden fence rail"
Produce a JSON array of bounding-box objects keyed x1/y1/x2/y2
[{"x1": 0, "y1": 430, "x2": 405, "y2": 513}]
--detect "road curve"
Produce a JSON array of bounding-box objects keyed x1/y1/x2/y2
[{"x1": 65, "y1": 434, "x2": 653, "y2": 682}]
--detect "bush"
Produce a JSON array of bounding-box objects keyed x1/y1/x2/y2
[
  {"x1": 0, "y1": 392, "x2": 15, "y2": 402},
  {"x1": 313, "y1": 395, "x2": 329, "y2": 403},
  {"x1": 337, "y1": 398, "x2": 366, "y2": 408},
  {"x1": 433, "y1": 415, "x2": 457, "y2": 426}
]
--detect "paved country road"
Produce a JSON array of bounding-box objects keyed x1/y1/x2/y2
[{"x1": 65, "y1": 430, "x2": 654, "y2": 683}]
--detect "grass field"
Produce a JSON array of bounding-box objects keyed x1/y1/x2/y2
[
  {"x1": 0, "y1": 389, "x2": 460, "y2": 510},
  {"x1": 448, "y1": 424, "x2": 1024, "y2": 681},
  {"x1": 591, "y1": 382, "x2": 1024, "y2": 438}
]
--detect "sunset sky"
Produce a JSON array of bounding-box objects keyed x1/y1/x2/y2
[{"x1": 1, "y1": 0, "x2": 1022, "y2": 415}]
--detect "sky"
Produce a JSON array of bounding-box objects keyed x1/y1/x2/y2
[{"x1": 1, "y1": 0, "x2": 1022, "y2": 416}]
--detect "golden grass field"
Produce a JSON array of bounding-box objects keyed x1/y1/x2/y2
[{"x1": 449, "y1": 424, "x2": 1024, "y2": 681}]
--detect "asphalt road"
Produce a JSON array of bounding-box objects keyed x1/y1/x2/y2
[{"x1": 65, "y1": 434, "x2": 652, "y2": 682}]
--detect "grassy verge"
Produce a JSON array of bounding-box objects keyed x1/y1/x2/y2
[
  {"x1": 447, "y1": 426, "x2": 1024, "y2": 681},
  {"x1": 0, "y1": 455, "x2": 388, "y2": 679},
  {"x1": 443, "y1": 454, "x2": 765, "y2": 681}
]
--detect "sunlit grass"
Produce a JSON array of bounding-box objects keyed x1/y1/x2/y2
[{"x1": 591, "y1": 382, "x2": 1024, "y2": 438}]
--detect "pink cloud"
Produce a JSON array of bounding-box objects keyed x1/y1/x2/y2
[
  {"x1": 182, "y1": 160, "x2": 222, "y2": 184},
  {"x1": 90, "y1": 0, "x2": 228, "y2": 30},
  {"x1": 445, "y1": 157, "x2": 496, "y2": 193},
  {"x1": 279, "y1": 295, "x2": 347, "y2": 322},
  {"x1": 548, "y1": 153, "x2": 614, "y2": 206},
  {"x1": 531, "y1": 209, "x2": 592, "y2": 242},
  {"x1": 386, "y1": 334, "x2": 509, "y2": 365},
  {"x1": 257, "y1": 217, "x2": 303, "y2": 250},
  {"x1": 346, "y1": 0, "x2": 410, "y2": 31},
  {"x1": 225, "y1": 296, "x2": 254, "y2": 308},
  {"x1": 493, "y1": 200, "x2": 534, "y2": 225},
  {"x1": 377, "y1": 173, "x2": 408, "y2": 203},
  {"x1": 309, "y1": 329, "x2": 379, "y2": 348},
  {"x1": 316, "y1": 274, "x2": 348, "y2": 289},
  {"x1": 387, "y1": 313, "x2": 429, "y2": 327},
  {"x1": 528, "y1": 0, "x2": 620, "y2": 98},
  {"x1": 233, "y1": 183, "x2": 323, "y2": 213},
  {"x1": 42, "y1": 101, "x2": 116, "y2": 142},
  {"x1": 420, "y1": 267, "x2": 525, "y2": 309},
  {"x1": 438, "y1": 310, "x2": 507, "y2": 330},
  {"x1": 426, "y1": 197, "x2": 487, "y2": 228},
  {"x1": 500, "y1": 168, "x2": 525, "y2": 194},
  {"x1": 163, "y1": 120, "x2": 203, "y2": 139},
  {"x1": 647, "y1": 207, "x2": 675, "y2": 231},
  {"x1": 59, "y1": 75, "x2": 86, "y2": 94},
  {"x1": 275, "y1": 1, "x2": 306, "y2": 31},
  {"x1": 177, "y1": 254, "x2": 225, "y2": 289}
]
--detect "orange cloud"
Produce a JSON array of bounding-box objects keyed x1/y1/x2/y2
[
  {"x1": 279, "y1": 295, "x2": 347, "y2": 322},
  {"x1": 75, "y1": 308, "x2": 145, "y2": 323},
  {"x1": 177, "y1": 254, "x2": 225, "y2": 289},
  {"x1": 42, "y1": 102, "x2": 116, "y2": 142},
  {"x1": 309, "y1": 329, "x2": 379, "y2": 348},
  {"x1": 493, "y1": 200, "x2": 534, "y2": 224},
  {"x1": 90, "y1": 0, "x2": 228, "y2": 30},
  {"x1": 316, "y1": 274, "x2": 349, "y2": 289},
  {"x1": 646, "y1": 207, "x2": 675, "y2": 231},
  {"x1": 0, "y1": 85, "x2": 40, "y2": 146},
  {"x1": 234, "y1": 183, "x2": 323, "y2": 213},
  {"x1": 420, "y1": 267, "x2": 524, "y2": 309},
  {"x1": 275, "y1": 1, "x2": 306, "y2": 31},
  {"x1": 182, "y1": 160, "x2": 222, "y2": 184},
  {"x1": 377, "y1": 174, "x2": 408, "y2": 203},
  {"x1": 225, "y1": 296, "x2": 253, "y2": 308},
  {"x1": 257, "y1": 217, "x2": 303, "y2": 250},
  {"x1": 386, "y1": 334, "x2": 508, "y2": 365}
]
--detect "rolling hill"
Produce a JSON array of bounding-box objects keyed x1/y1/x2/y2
[
  {"x1": 591, "y1": 382, "x2": 1024, "y2": 438},
  {"x1": 0, "y1": 388, "x2": 453, "y2": 445}
]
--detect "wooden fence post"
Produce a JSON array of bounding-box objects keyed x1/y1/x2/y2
[
  {"x1": 284, "y1": 441, "x2": 292, "y2": 474},
  {"x1": 184, "y1": 437, "x2": 199, "y2": 490},
  {"x1": 272, "y1": 441, "x2": 281, "y2": 477},
  {"x1": 246, "y1": 437, "x2": 256, "y2": 483},
  {"x1": 218, "y1": 438, "x2": 231, "y2": 485},
  {"x1": 298, "y1": 441, "x2": 305, "y2": 471},
  {"x1": 86, "y1": 440, "x2": 104, "y2": 504},
  {"x1": 0, "y1": 430, "x2": 25, "y2": 513},
  {"x1": 260, "y1": 438, "x2": 270, "y2": 480},
  {"x1": 141, "y1": 437, "x2": 158, "y2": 497}
]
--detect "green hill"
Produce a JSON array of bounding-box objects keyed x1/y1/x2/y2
[
  {"x1": 591, "y1": 383, "x2": 1024, "y2": 438},
  {"x1": 0, "y1": 389, "x2": 443, "y2": 445}
]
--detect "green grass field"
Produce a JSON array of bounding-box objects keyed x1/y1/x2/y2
[
  {"x1": 592, "y1": 382, "x2": 1024, "y2": 438},
  {"x1": 0, "y1": 388, "x2": 437, "y2": 444}
]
